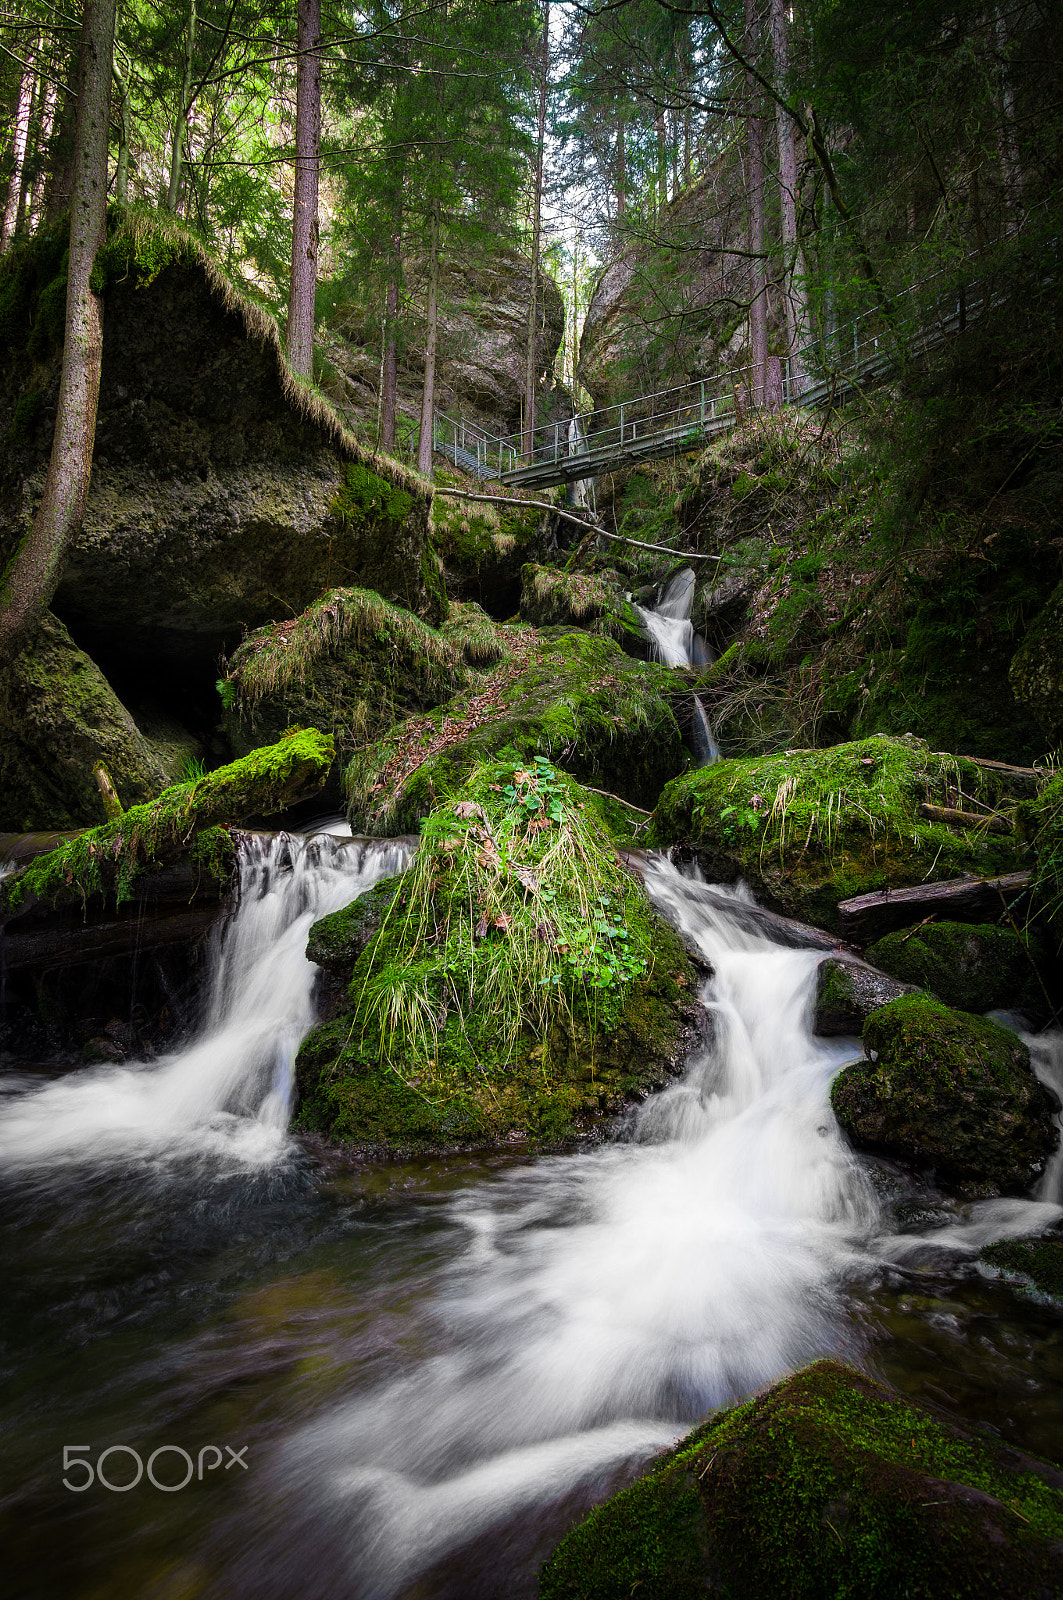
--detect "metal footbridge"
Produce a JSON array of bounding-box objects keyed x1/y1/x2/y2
[{"x1": 431, "y1": 255, "x2": 1022, "y2": 492}]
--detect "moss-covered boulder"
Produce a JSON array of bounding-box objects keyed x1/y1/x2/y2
[
  {"x1": 1, "y1": 217, "x2": 438, "y2": 678},
  {"x1": 0, "y1": 611, "x2": 169, "y2": 830},
  {"x1": 981, "y1": 1237, "x2": 1063, "y2": 1302},
  {"x1": 865, "y1": 921, "x2": 1046, "y2": 1016},
  {"x1": 1, "y1": 728, "x2": 333, "y2": 915},
  {"x1": 220, "y1": 588, "x2": 468, "y2": 802},
  {"x1": 649, "y1": 735, "x2": 1025, "y2": 931},
  {"x1": 431, "y1": 482, "x2": 545, "y2": 616},
  {"x1": 519, "y1": 563, "x2": 645, "y2": 649},
  {"x1": 831, "y1": 994, "x2": 1058, "y2": 1195},
  {"x1": 1010, "y1": 577, "x2": 1063, "y2": 743},
  {"x1": 345, "y1": 627, "x2": 687, "y2": 835},
  {"x1": 295, "y1": 760, "x2": 700, "y2": 1152},
  {"x1": 538, "y1": 1358, "x2": 1063, "y2": 1600},
  {"x1": 813, "y1": 957, "x2": 917, "y2": 1036}
]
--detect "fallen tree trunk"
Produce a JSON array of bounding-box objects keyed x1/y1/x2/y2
[
  {"x1": 838, "y1": 872, "x2": 1032, "y2": 944},
  {"x1": 918, "y1": 803, "x2": 1012, "y2": 834}
]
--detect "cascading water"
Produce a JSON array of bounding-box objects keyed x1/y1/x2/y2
[
  {"x1": 635, "y1": 567, "x2": 720, "y2": 764},
  {"x1": 0, "y1": 832, "x2": 410, "y2": 1172},
  {"x1": 565, "y1": 415, "x2": 595, "y2": 513}
]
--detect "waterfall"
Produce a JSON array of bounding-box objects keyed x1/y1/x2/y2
[
  {"x1": 635, "y1": 566, "x2": 719, "y2": 765},
  {"x1": 565, "y1": 414, "x2": 595, "y2": 512},
  {"x1": 0, "y1": 832, "x2": 411, "y2": 1172},
  {"x1": 262, "y1": 858, "x2": 878, "y2": 1597}
]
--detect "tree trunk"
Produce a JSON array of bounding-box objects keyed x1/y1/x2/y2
[
  {"x1": 166, "y1": 0, "x2": 197, "y2": 214},
  {"x1": 113, "y1": 64, "x2": 131, "y2": 205},
  {"x1": 286, "y1": 0, "x2": 321, "y2": 377},
  {"x1": 416, "y1": 195, "x2": 441, "y2": 477},
  {"x1": 616, "y1": 119, "x2": 626, "y2": 218},
  {"x1": 1, "y1": 59, "x2": 35, "y2": 253},
  {"x1": 656, "y1": 110, "x2": 668, "y2": 216},
  {"x1": 44, "y1": 49, "x2": 78, "y2": 221},
  {"x1": 744, "y1": 0, "x2": 768, "y2": 409},
  {"x1": 523, "y1": 0, "x2": 549, "y2": 463},
  {"x1": 30, "y1": 74, "x2": 59, "y2": 228},
  {"x1": 994, "y1": 5, "x2": 1022, "y2": 227},
  {"x1": 769, "y1": 0, "x2": 806, "y2": 398},
  {"x1": 0, "y1": 0, "x2": 116, "y2": 666}
]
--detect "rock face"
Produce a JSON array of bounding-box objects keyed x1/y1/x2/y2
[
  {"x1": 1, "y1": 232, "x2": 436, "y2": 677},
  {"x1": 865, "y1": 921, "x2": 1046, "y2": 1016},
  {"x1": 322, "y1": 243, "x2": 568, "y2": 440},
  {"x1": 649, "y1": 735, "x2": 1025, "y2": 932},
  {"x1": 538, "y1": 1358, "x2": 1063, "y2": 1600},
  {"x1": 813, "y1": 956, "x2": 918, "y2": 1035},
  {"x1": 831, "y1": 994, "x2": 1059, "y2": 1195},
  {"x1": 0, "y1": 611, "x2": 169, "y2": 830},
  {"x1": 1010, "y1": 578, "x2": 1063, "y2": 741},
  {"x1": 295, "y1": 764, "x2": 701, "y2": 1152}
]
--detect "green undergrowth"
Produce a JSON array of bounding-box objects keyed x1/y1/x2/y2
[
  {"x1": 981, "y1": 1238, "x2": 1063, "y2": 1301},
  {"x1": 539, "y1": 1358, "x2": 1063, "y2": 1600},
  {"x1": 1, "y1": 729, "x2": 332, "y2": 913},
  {"x1": 295, "y1": 760, "x2": 696, "y2": 1151},
  {"x1": 441, "y1": 599, "x2": 506, "y2": 666},
  {"x1": 650, "y1": 734, "x2": 1026, "y2": 928},
  {"x1": 344, "y1": 627, "x2": 687, "y2": 835}
]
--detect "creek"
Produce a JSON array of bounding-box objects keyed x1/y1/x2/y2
[{"x1": 1, "y1": 836, "x2": 1061, "y2": 1599}]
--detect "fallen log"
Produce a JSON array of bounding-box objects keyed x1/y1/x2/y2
[
  {"x1": 838, "y1": 871, "x2": 1032, "y2": 944},
  {"x1": 918, "y1": 803, "x2": 1012, "y2": 834}
]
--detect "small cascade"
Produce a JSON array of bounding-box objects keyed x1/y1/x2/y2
[
  {"x1": 635, "y1": 566, "x2": 719, "y2": 765},
  {"x1": 565, "y1": 414, "x2": 595, "y2": 513},
  {"x1": 0, "y1": 831, "x2": 412, "y2": 1171}
]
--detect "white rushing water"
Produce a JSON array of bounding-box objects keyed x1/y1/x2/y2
[
  {"x1": 0, "y1": 833, "x2": 410, "y2": 1171},
  {"x1": 635, "y1": 566, "x2": 720, "y2": 764},
  {"x1": 273, "y1": 856, "x2": 879, "y2": 1596}
]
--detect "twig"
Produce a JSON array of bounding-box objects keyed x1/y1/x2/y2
[{"x1": 431, "y1": 486, "x2": 722, "y2": 560}]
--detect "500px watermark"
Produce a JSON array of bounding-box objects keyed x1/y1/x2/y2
[{"x1": 62, "y1": 1444, "x2": 248, "y2": 1492}]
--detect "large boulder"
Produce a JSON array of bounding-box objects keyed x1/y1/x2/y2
[
  {"x1": 345, "y1": 626, "x2": 688, "y2": 835},
  {"x1": 0, "y1": 221, "x2": 437, "y2": 678},
  {"x1": 831, "y1": 993, "x2": 1059, "y2": 1196},
  {"x1": 0, "y1": 611, "x2": 169, "y2": 830},
  {"x1": 813, "y1": 956, "x2": 918, "y2": 1035},
  {"x1": 295, "y1": 762, "x2": 701, "y2": 1152},
  {"x1": 865, "y1": 921, "x2": 1047, "y2": 1016},
  {"x1": 649, "y1": 735, "x2": 1026, "y2": 931},
  {"x1": 538, "y1": 1358, "x2": 1063, "y2": 1600}
]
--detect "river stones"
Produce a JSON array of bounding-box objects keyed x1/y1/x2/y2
[
  {"x1": 865, "y1": 921, "x2": 1046, "y2": 1016},
  {"x1": 538, "y1": 1358, "x2": 1063, "y2": 1600},
  {"x1": 813, "y1": 956, "x2": 918, "y2": 1035},
  {"x1": 831, "y1": 994, "x2": 1059, "y2": 1196}
]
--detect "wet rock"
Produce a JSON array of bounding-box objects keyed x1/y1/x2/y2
[
  {"x1": 831, "y1": 994, "x2": 1059, "y2": 1196},
  {"x1": 865, "y1": 921, "x2": 1047, "y2": 1017},
  {"x1": 981, "y1": 1237, "x2": 1063, "y2": 1301},
  {"x1": 813, "y1": 956, "x2": 918, "y2": 1035},
  {"x1": 539, "y1": 1358, "x2": 1063, "y2": 1600}
]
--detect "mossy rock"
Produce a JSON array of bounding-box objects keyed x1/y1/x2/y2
[
  {"x1": 1009, "y1": 577, "x2": 1063, "y2": 743},
  {"x1": 649, "y1": 735, "x2": 1025, "y2": 932},
  {"x1": 295, "y1": 762, "x2": 700, "y2": 1153},
  {"x1": 519, "y1": 562, "x2": 645, "y2": 648},
  {"x1": 538, "y1": 1358, "x2": 1063, "y2": 1600},
  {"x1": 431, "y1": 486, "x2": 545, "y2": 617},
  {"x1": 221, "y1": 587, "x2": 468, "y2": 802},
  {"x1": 865, "y1": 921, "x2": 1047, "y2": 1016},
  {"x1": 345, "y1": 627, "x2": 687, "y2": 835},
  {"x1": 813, "y1": 957, "x2": 917, "y2": 1036},
  {"x1": 0, "y1": 611, "x2": 170, "y2": 831},
  {"x1": 831, "y1": 994, "x2": 1058, "y2": 1196},
  {"x1": 980, "y1": 1238, "x2": 1063, "y2": 1302}
]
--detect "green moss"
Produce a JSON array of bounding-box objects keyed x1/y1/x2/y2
[
  {"x1": 332, "y1": 460, "x2": 414, "y2": 534},
  {"x1": 0, "y1": 225, "x2": 68, "y2": 358},
  {"x1": 649, "y1": 734, "x2": 1024, "y2": 929},
  {"x1": 420, "y1": 537, "x2": 450, "y2": 625},
  {"x1": 519, "y1": 563, "x2": 642, "y2": 644},
  {"x1": 89, "y1": 211, "x2": 190, "y2": 295},
  {"x1": 981, "y1": 1239, "x2": 1063, "y2": 1301},
  {"x1": 295, "y1": 761, "x2": 696, "y2": 1151},
  {"x1": 441, "y1": 600, "x2": 506, "y2": 666},
  {"x1": 539, "y1": 1359, "x2": 1063, "y2": 1600},
  {"x1": 8, "y1": 388, "x2": 44, "y2": 443},
  {"x1": 345, "y1": 628, "x2": 687, "y2": 835},
  {"x1": 306, "y1": 877, "x2": 401, "y2": 971},
  {"x1": 832, "y1": 993, "x2": 1057, "y2": 1194},
  {"x1": 1, "y1": 729, "x2": 332, "y2": 912},
  {"x1": 865, "y1": 921, "x2": 1045, "y2": 1014}
]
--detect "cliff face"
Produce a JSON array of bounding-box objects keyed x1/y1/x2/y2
[
  {"x1": 321, "y1": 243, "x2": 570, "y2": 442},
  {"x1": 1, "y1": 241, "x2": 437, "y2": 678}
]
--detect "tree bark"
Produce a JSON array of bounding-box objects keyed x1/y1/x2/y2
[
  {"x1": 165, "y1": 0, "x2": 197, "y2": 214},
  {"x1": 30, "y1": 73, "x2": 59, "y2": 228},
  {"x1": 524, "y1": 0, "x2": 549, "y2": 463},
  {"x1": 1, "y1": 58, "x2": 36, "y2": 253},
  {"x1": 769, "y1": 0, "x2": 806, "y2": 398},
  {"x1": 744, "y1": 0, "x2": 768, "y2": 408},
  {"x1": 0, "y1": 0, "x2": 116, "y2": 666},
  {"x1": 113, "y1": 63, "x2": 131, "y2": 206},
  {"x1": 286, "y1": 0, "x2": 321, "y2": 377},
  {"x1": 416, "y1": 195, "x2": 441, "y2": 476},
  {"x1": 616, "y1": 119, "x2": 626, "y2": 219}
]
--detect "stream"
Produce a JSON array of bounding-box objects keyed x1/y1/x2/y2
[{"x1": 1, "y1": 836, "x2": 1062, "y2": 1599}]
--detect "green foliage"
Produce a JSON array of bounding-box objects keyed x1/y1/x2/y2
[
  {"x1": 0, "y1": 224, "x2": 68, "y2": 360},
  {"x1": 7, "y1": 389, "x2": 44, "y2": 443}
]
